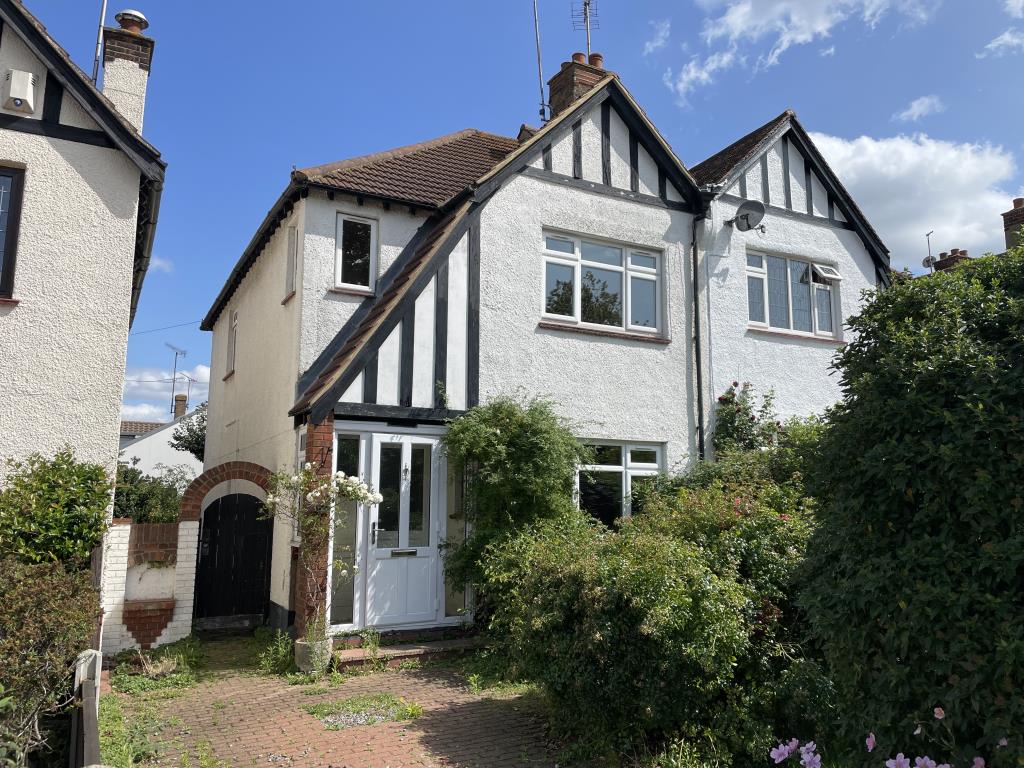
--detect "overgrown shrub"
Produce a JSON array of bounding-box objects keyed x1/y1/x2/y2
[
  {"x1": 441, "y1": 396, "x2": 590, "y2": 596},
  {"x1": 170, "y1": 401, "x2": 206, "y2": 462},
  {"x1": 801, "y1": 251, "x2": 1024, "y2": 765},
  {"x1": 0, "y1": 449, "x2": 110, "y2": 568},
  {"x1": 113, "y1": 460, "x2": 192, "y2": 523},
  {"x1": 0, "y1": 558, "x2": 100, "y2": 755},
  {"x1": 484, "y1": 460, "x2": 820, "y2": 764},
  {"x1": 712, "y1": 382, "x2": 780, "y2": 454}
]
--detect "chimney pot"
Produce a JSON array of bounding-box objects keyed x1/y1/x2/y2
[
  {"x1": 1015, "y1": 197, "x2": 1024, "y2": 210},
  {"x1": 959, "y1": 249, "x2": 968, "y2": 258},
  {"x1": 588, "y1": 52, "x2": 604, "y2": 68},
  {"x1": 114, "y1": 8, "x2": 149, "y2": 35},
  {"x1": 949, "y1": 248, "x2": 959, "y2": 256},
  {"x1": 572, "y1": 51, "x2": 587, "y2": 64},
  {"x1": 173, "y1": 394, "x2": 187, "y2": 419},
  {"x1": 939, "y1": 252, "x2": 948, "y2": 258}
]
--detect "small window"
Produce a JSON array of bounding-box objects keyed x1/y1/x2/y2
[
  {"x1": 335, "y1": 213, "x2": 377, "y2": 291},
  {"x1": 226, "y1": 309, "x2": 238, "y2": 374},
  {"x1": 542, "y1": 232, "x2": 663, "y2": 334},
  {"x1": 0, "y1": 167, "x2": 26, "y2": 299},
  {"x1": 747, "y1": 252, "x2": 839, "y2": 338},
  {"x1": 578, "y1": 442, "x2": 663, "y2": 525},
  {"x1": 285, "y1": 225, "x2": 298, "y2": 297}
]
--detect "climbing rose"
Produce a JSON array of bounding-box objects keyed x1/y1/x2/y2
[
  {"x1": 886, "y1": 754, "x2": 911, "y2": 768},
  {"x1": 934, "y1": 707, "x2": 945, "y2": 720},
  {"x1": 866, "y1": 733, "x2": 876, "y2": 752}
]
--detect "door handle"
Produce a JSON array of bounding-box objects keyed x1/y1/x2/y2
[{"x1": 370, "y1": 521, "x2": 377, "y2": 546}]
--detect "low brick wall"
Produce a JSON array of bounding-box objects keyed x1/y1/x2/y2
[
  {"x1": 128, "y1": 522, "x2": 178, "y2": 567},
  {"x1": 123, "y1": 599, "x2": 176, "y2": 649}
]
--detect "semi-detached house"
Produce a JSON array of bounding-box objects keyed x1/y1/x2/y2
[{"x1": 196, "y1": 53, "x2": 890, "y2": 636}]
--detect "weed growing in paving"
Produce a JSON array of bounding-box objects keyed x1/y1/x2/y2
[
  {"x1": 253, "y1": 626, "x2": 295, "y2": 675},
  {"x1": 111, "y1": 636, "x2": 203, "y2": 694},
  {"x1": 97, "y1": 695, "x2": 162, "y2": 767},
  {"x1": 304, "y1": 693, "x2": 423, "y2": 730}
]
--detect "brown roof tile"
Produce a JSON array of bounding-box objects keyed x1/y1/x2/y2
[
  {"x1": 296, "y1": 129, "x2": 519, "y2": 210},
  {"x1": 120, "y1": 420, "x2": 164, "y2": 437}
]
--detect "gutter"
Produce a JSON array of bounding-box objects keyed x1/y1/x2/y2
[
  {"x1": 690, "y1": 209, "x2": 706, "y2": 460},
  {"x1": 129, "y1": 177, "x2": 163, "y2": 328}
]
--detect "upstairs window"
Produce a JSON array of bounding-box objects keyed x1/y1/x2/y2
[
  {"x1": 225, "y1": 309, "x2": 238, "y2": 375},
  {"x1": 285, "y1": 224, "x2": 298, "y2": 298},
  {"x1": 746, "y1": 252, "x2": 840, "y2": 337},
  {"x1": 543, "y1": 232, "x2": 662, "y2": 334},
  {"x1": 335, "y1": 213, "x2": 377, "y2": 292},
  {"x1": 0, "y1": 167, "x2": 25, "y2": 299},
  {"x1": 578, "y1": 442, "x2": 663, "y2": 526}
]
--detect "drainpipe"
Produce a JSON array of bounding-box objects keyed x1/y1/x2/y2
[{"x1": 690, "y1": 211, "x2": 706, "y2": 460}]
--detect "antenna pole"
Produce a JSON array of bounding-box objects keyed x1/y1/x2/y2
[
  {"x1": 91, "y1": 0, "x2": 109, "y2": 84},
  {"x1": 926, "y1": 230, "x2": 934, "y2": 273},
  {"x1": 583, "y1": 0, "x2": 592, "y2": 56},
  {"x1": 533, "y1": 0, "x2": 547, "y2": 123}
]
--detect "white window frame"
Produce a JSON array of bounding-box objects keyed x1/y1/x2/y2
[
  {"x1": 334, "y1": 213, "x2": 378, "y2": 293},
  {"x1": 541, "y1": 231, "x2": 663, "y2": 334},
  {"x1": 225, "y1": 309, "x2": 238, "y2": 374},
  {"x1": 285, "y1": 224, "x2": 298, "y2": 298},
  {"x1": 576, "y1": 441, "x2": 664, "y2": 520},
  {"x1": 746, "y1": 251, "x2": 840, "y2": 339}
]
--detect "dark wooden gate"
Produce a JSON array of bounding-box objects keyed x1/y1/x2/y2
[{"x1": 194, "y1": 494, "x2": 272, "y2": 630}]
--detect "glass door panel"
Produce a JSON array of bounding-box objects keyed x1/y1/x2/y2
[
  {"x1": 375, "y1": 443, "x2": 402, "y2": 549},
  {"x1": 408, "y1": 444, "x2": 432, "y2": 548},
  {"x1": 330, "y1": 436, "x2": 360, "y2": 625}
]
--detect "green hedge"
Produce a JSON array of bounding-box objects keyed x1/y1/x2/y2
[
  {"x1": 484, "y1": 451, "x2": 822, "y2": 763},
  {"x1": 802, "y1": 251, "x2": 1024, "y2": 765}
]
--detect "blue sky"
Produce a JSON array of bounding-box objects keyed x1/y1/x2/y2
[{"x1": 30, "y1": 0, "x2": 1024, "y2": 422}]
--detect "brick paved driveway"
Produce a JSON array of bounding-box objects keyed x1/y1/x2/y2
[{"x1": 115, "y1": 640, "x2": 556, "y2": 768}]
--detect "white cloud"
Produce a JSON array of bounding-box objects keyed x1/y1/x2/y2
[
  {"x1": 1006, "y1": 0, "x2": 1024, "y2": 18},
  {"x1": 643, "y1": 19, "x2": 671, "y2": 55},
  {"x1": 811, "y1": 131, "x2": 1017, "y2": 270},
  {"x1": 976, "y1": 27, "x2": 1024, "y2": 57},
  {"x1": 149, "y1": 255, "x2": 173, "y2": 273},
  {"x1": 892, "y1": 94, "x2": 945, "y2": 122},
  {"x1": 820, "y1": 44, "x2": 837, "y2": 56},
  {"x1": 664, "y1": 1, "x2": 937, "y2": 99},
  {"x1": 121, "y1": 403, "x2": 170, "y2": 423},
  {"x1": 122, "y1": 363, "x2": 210, "y2": 422},
  {"x1": 663, "y1": 46, "x2": 740, "y2": 101}
]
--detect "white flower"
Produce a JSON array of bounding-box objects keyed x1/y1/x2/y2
[
  {"x1": 290, "y1": 475, "x2": 299, "y2": 483},
  {"x1": 305, "y1": 492, "x2": 316, "y2": 503},
  {"x1": 372, "y1": 492, "x2": 384, "y2": 504},
  {"x1": 265, "y1": 494, "x2": 276, "y2": 505},
  {"x1": 304, "y1": 462, "x2": 313, "y2": 471},
  {"x1": 338, "y1": 569, "x2": 348, "y2": 578}
]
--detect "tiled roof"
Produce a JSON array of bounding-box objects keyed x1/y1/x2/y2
[
  {"x1": 120, "y1": 420, "x2": 164, "y2": 437},
  {"x1": 689, "y1": 110, "x2": 793, "y2": 187},
  {"x1": 295, "y1": 129, "x2": 520, "y2": 210}
]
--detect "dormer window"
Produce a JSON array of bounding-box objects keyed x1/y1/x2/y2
[
  {"x1": 542, "y1": 231, "x2": 662, "y2": 334},
  {"x1": 746, "y1": 252, "x2": 840, "y2": 338},
  {"x1": 335, "y1": 213, "x2": 377, "y2": 293}
]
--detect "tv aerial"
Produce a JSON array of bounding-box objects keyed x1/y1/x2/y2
[
  {"x1": 727, "y1": 200, "x2": 767, "y2": 233},
  {"x1": 922, "y1": 255, "x2": 937, "y2": 270},
  {"x1": 165, "y1": 342, "x2": 187, "y2": 415}
]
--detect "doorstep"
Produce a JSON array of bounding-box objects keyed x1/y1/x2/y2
[{"x1": 332, "y1": 636, "x2": 479, "y2": 669}]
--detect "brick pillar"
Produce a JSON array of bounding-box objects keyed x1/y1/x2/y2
[
  {"x1": 295, "y1": 416, "x2": 334, "y2": 635},
  {"x1": 99, "y1": 520, "x2": 132, "y2": 655}
]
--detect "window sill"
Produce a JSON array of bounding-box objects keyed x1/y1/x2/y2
[
  {"x1": 537, "y1": 320, "x2": 670, "y2": 344},
  {"x1": 281, "y1": 290, "x2": 296, "y2": 306},
  {"x1": 0, "y1": 296, "x2": 19, "y2": 306},
  {"x1": 746, "y1": 325, "x2": 844, "y2": 345},
  {"x1": 328, "y1": 286, "x2": 375, "y2": 298},
  {"x1": 222, "y1": 370, "x2": 235, "y2": 382}
]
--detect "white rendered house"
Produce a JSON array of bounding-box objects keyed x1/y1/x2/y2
[
  {"x1": 196, "y1": 53, "x2": 889, "y2": 636},
  {"x1": 0, "y1": 2, "x2": 164, "y2": 479}
]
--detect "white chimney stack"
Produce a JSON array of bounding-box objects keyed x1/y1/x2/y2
[{"x1": 101, "y1": 9, "x2": 154, "y2": 132}]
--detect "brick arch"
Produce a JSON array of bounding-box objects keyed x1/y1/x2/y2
[{"x1": 180, "y1": 461, "x2": 272, "y2": 522}]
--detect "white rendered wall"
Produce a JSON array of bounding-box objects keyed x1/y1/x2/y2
[
  {"x1": 0, "y1": 126, "x2": 140, "y2": 482},
  {"x1": 101, "y1": 57, "x2": 148, "y2": 132},
  {"x1": 700, "y1": 196, "x2": 877, "y2": 425},
  {"x1": 478, "y1": 172, "x2": 698, "y2": 472}
]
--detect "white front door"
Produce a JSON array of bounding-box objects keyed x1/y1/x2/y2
[{"x1": 366, "y1": 434, "x2": 440, "y2": 627}]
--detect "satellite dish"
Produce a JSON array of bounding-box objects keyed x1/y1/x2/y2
[
  {"x1": 729, "y1": 200, "x2": 766, "y2": 232},
  {"x1": 922, "y1": 255, "x2": 936, "y2": 268}
]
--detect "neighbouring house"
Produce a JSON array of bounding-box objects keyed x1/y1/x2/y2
[
  {"x1": 0, "y1": 2, "x2": 164, "y2": 480},
  {"x1": 119, "y1": 395, "x2": 203, "y2": 477},
  {"x1": 920, "y1": 197, "x2": 1023, "y2": 273},
  {"x1": 192, "y1": 52, "x2": 889, "y2": 638},
  {"x1": 120, "y1": 419, "x2": 163, "y2": 449}
]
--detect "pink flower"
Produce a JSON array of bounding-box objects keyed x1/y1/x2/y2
[
  {"x1": 915, "y1": 757, "x2": 937, "y2": 768},
  {"x1": 801, "y1": 753, "x2": 821, "y2": 768},
  {"x1": 887, "y1": 754, "x2": 911, "y2": 768},
  {"x1": 998, "y1": 738, "x2": 1008, "y2": 748},
  {"x1": 934, "y1": 707, "x2": 945, "y2": 720},
  {"x1": 972, "y1": 758, "x2": 985, "y2": 768},
  {"x1": 771, "y1": 745, "x2": 791, "y2": 764},
  {"x1": 799, "y1": 742, "x2": 817, "y2": 758},
  {"x1": 787, "y1": 738, "x2": 800, "y2": 753},
  {"x1": 866, "y1": 733, "x2": 876, "y2": 752}
]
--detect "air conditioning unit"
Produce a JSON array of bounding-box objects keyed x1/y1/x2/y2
[{"x1": 4, "y1": 70, "x2": 36, "y2": 114}]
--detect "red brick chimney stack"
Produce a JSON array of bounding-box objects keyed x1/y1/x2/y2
[
  {"x1": 547, "y1": 52, "x2": 608, "y2": 117},
  {"x1": 1002, "y1": 197, "x2": 1024, "y2": 250},
  {"x1": 173, "y1": 394, "x2": 187, "y2": 419}
]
